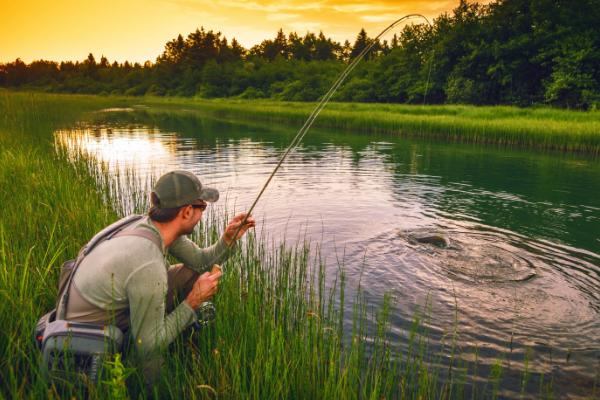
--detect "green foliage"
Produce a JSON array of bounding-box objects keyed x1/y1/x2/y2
[
  {"x1": 544, "y1": 35, "x2": 600, "y2": 109},
  {"x1": 445, "y1": 75, "x2": 479, "y2": 104},
  {"x1": 335, "y1": 77, "x2": 377, "y2": 102},
  {"x1": 1, "y1": 0, "x2": 599, "y2": 109},
  {"x1": 0, "y1": 92, "x2": 122, "y2": 398},
  {"x1": 238, "y1": 86, "x2": 266, "y2": 99},
  {"x1": 102, "y1": 354, "x2": 133, "y2": 400}
]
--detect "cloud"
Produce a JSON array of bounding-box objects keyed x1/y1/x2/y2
[
  {"x1": 2, "y1": 0, "x2": 465, "y2": 63},
  {"x1": 288, "y1": 22, "x2": 323, "y2": 32},
  {"x1": 160, "y1": 0, "x2": 459, "y2": 46},
  {"x1": 172, "y1": 0, "x2": 325, "y2": 13},
  {"x1": 267, "y1": 13, "x2": 301, "y2": 21},
  {"x1": 361, "y1": 13, "x2": 398, "y2": 23},
  {"x1": 168, "y1": 0, "x2": 458, "y2": 16},
  {"x1": 331, "y1": 4, "x2": 393, "y2": 13}
]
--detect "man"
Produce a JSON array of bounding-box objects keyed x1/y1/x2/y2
[{"x1": 56, "y1": 170, "x2": 255, "y2": 380}]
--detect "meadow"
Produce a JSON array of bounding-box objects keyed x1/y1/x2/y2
[{"x1": 1, "y1": 90, "x2": 593, "y2": 398}]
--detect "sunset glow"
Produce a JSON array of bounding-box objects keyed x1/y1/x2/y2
[{"x1": 1, "y1": 0, "x2": 462, "y2": 63}]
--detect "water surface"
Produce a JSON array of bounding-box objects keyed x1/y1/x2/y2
[{"x1": 55, "y1": 109, "x2": 600, "y2": 398}]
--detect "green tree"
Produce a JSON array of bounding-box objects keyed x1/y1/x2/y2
[
  {"x1": 350, "y1": 29, "x2": 370, "y2": 60},
  {"x1": 340, "y1": 40, "x2": 352, "y2": 62},
  {"x1": 314, "y1": 31, "x2": 340, "y2": 61},
  {"x1": 252, "y1": 29, "x2": 289, "y2": 61},
  {"x1": 544, "y1": 35, "x2": 600, "y2": 108},
  {"x1": 84, "y1": 53, "x2": 97, "y2": 79},
  {"x1": 158, "y1": 34, "x2": 186, "y2": 64}
]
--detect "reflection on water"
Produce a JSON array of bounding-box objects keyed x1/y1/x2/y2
[
  {"x1": 57, "y1": 126, "x2": 175, "y2": 172},
  {"x1": 55, "y1": 110, "x2": 600, "y2": 399}
]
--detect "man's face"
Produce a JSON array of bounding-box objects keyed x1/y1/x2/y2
[{"x1": 180, "y1": 201, "x2": 207, "y2": 235}]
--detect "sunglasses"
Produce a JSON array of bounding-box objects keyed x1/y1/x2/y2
[{"x1": 191, "y1": 203, "x2": 207, "y2": 211}]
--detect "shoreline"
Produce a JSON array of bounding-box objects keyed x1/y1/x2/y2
[
  {"x1": 139, "y1": 96, "x2": 600, "y2": 155},
  {"x1": 3, "y1": 90, "x2": 599, "y2": 154}
]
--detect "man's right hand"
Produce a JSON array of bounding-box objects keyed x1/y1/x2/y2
[{"x1": 185, "y1": 270, "x2": 222, "y2": 310}]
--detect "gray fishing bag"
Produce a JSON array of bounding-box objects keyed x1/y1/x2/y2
[{"x1": 35, "y1": 214, "x2": 149, "y2": 384}]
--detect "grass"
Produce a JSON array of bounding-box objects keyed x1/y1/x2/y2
[
  {"x1": 5, "y1": 89, "x2": 600, "y2": 155},
  {"x1": 138, "y1": 96, "x2": 600, "y2": 155},
  {"x1": 0, "y1": 90, "x2": 587, "y2": 399},
  {"x1": 0, "y1": 91, "x2": 126, "y2": 397}
]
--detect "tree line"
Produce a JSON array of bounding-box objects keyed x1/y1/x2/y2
[{"x1": 1, "y1": 0, "x2": 599, "y2": 109}]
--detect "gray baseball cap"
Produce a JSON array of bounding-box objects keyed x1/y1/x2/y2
[{"x1": 152, "y1": 170, "x2": 219, "y2": 209}]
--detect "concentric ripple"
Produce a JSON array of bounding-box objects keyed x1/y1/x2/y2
[
  {"x1": 55, "y1": 112, "x2": 600, "y2": 399},
  {"x1": 401, "y1": 228, "x2": 538, "y2": 283}
]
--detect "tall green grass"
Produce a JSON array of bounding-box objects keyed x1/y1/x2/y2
[
  {"x1": 140, "y1": 97, "x2": 600, "y2": 155},
  {"x1": 4, "y1": 90, "x2": 600, "y2": 154},
  {"x1": 0, "y1": 91, "x2": 125, "y2": 397},
  {"x1": 0, "y1": 91, "x2": 573, "y2": 399}
]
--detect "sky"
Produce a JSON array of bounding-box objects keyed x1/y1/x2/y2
[{"x1": 0, "y1": 0, "x2": 464, "y2": 64}]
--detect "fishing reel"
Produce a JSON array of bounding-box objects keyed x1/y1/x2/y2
[
  {"x1": 192, "y1": 264, "x2": 221, "y2": 328},
  {"x1": 195, "y1": 301, "x2": 217, "y2": 327}
]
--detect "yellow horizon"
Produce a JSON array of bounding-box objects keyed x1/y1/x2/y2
[{"x1": 0, "y1": 0, "x2": 465, "y2": 64}]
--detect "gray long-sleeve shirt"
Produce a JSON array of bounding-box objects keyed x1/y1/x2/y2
[{"x1": 66, "y1": 216, "x2": 232, "y2": 357}]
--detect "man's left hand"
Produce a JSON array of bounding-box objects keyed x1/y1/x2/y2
[{"x1": 223, "y1": 213, "x2": 256, "y2": 245}]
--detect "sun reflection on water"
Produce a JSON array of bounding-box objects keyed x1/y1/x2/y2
[{"x1": 55, "y1": 126, "x2": 178, "y2": 178}]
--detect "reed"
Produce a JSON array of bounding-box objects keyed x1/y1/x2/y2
[
  {"x1": 0, "y1": 91, "x2": 563, "y2": 399},
  {"x1": 0, "y1": 90, "x2": 125, "y2": 398}
]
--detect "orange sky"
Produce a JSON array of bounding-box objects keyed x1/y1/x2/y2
[{"x1": 0, "y1": 0, "x2": 464, "y2": 64}]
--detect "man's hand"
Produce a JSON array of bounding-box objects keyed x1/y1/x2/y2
[
  {"x1": 223, "y1": 213, "x2": 256, "y2": 245},
  {"x1": 185, "y1": 270, "x2": 222, "y2": 310}
]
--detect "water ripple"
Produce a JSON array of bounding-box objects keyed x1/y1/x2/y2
[{"x1": 54, "y1": 116, "x2": 600, "y2": 398}]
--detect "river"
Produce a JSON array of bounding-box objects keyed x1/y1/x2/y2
[{"x1": 55, "y1": 108, "x2": 600, "y2": 399}]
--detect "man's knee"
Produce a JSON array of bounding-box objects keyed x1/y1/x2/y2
[
  {"x1": 167, "y1": 264, "x2": 199, "y2": 290},
  {"x1": 166, "y1": 264, "x2": 198, "y2": 311}
]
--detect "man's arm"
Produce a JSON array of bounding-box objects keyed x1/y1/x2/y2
[
  {"x1": 169, "y1": 235, "x2": 233, "y2": 274},
  {"x1": 168, "y1": 213, "x2": 255, "y2": 273},
  {"x1": 126, "y1": 262, "x2": 196, "y2": 356}
]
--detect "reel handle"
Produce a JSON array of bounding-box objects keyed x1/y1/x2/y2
[
  {"x1": 192, "y1": 264, "x2": 222, "y2": 330},
  {"x1": 210, "y1": 264, "x2": 222, "y2": 276}
]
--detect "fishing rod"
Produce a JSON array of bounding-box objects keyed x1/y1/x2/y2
[
  {"x1": 196, "y1": 13, "x2": 434, "y2": 326},
  {"x1": 221, "y1": 14, "x2": 433, "y2": 244}
]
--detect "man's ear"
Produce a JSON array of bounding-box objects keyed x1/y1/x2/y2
[{"x1": 178, "y1": 205, "x2": 193, "y2": 220}]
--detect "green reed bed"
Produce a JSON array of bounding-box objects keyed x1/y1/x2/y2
[
  {"x1": 141, "y1": 97, "x2": 600, "y2": 155},
  {"x1": 0, "y1": 91, "x2": 569, "y2": 399},
  {"x1": 0, "y1": 91, "x2": 127, "y2": 398},
  {"x1": 0, "y1": 91, "x2": 408, "y2": 398}
]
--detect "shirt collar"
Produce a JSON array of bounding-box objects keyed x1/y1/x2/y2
[{"x1": 144, "y1": 216, "x2": 168, "y2": 255}]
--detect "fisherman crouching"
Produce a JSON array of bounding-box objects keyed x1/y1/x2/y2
[{"x1": 41, "y1": 170, "x2": 255, "y2": 391}]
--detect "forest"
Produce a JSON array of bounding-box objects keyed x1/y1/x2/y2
[{"x1": 1, "y1": 0, "x2": 599, "y2": 109}]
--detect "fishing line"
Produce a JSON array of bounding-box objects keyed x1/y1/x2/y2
[
  {"x1": 423, "y1": 48, "x2": 435, "y2": 105},
  {"x1": 215, "y1": 13, "x2": 433, "y2": 258}
]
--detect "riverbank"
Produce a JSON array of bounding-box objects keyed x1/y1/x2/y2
[
  {"x1": 0, "y1": 90, "x2": 600, "y2": 156},
  {"x1": 139, "y1": 96, "x2": 600, "y2": 155},
  {"x1": 0, "y1": 91, "x2": 574, "y2": 398},
  {"x1": 4, "y1": 90, "x2": 600, "y2": 155}
]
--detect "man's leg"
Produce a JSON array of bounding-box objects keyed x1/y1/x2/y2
[{"x1": 165, "y1": 264, "x2": 199, "y2": 312}]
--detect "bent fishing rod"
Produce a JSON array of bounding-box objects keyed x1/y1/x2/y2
[{"x1": 213, "y1": 13, "x2": 432, "y2": 263}]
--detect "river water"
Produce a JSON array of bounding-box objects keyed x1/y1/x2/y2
[{"x1": 55, "y1": 108, "x2": 600, "y2": 398}]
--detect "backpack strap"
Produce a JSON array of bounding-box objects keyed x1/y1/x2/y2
[
  {"x1": 57, "y1": 214, "x2": 147, "y2": 320},
  {"x1": 83, "y1": 214, "x2": 146, "y2": 256},
  {"x1": 112, "y1": 228, "x2": 162, "y2": 251}
]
